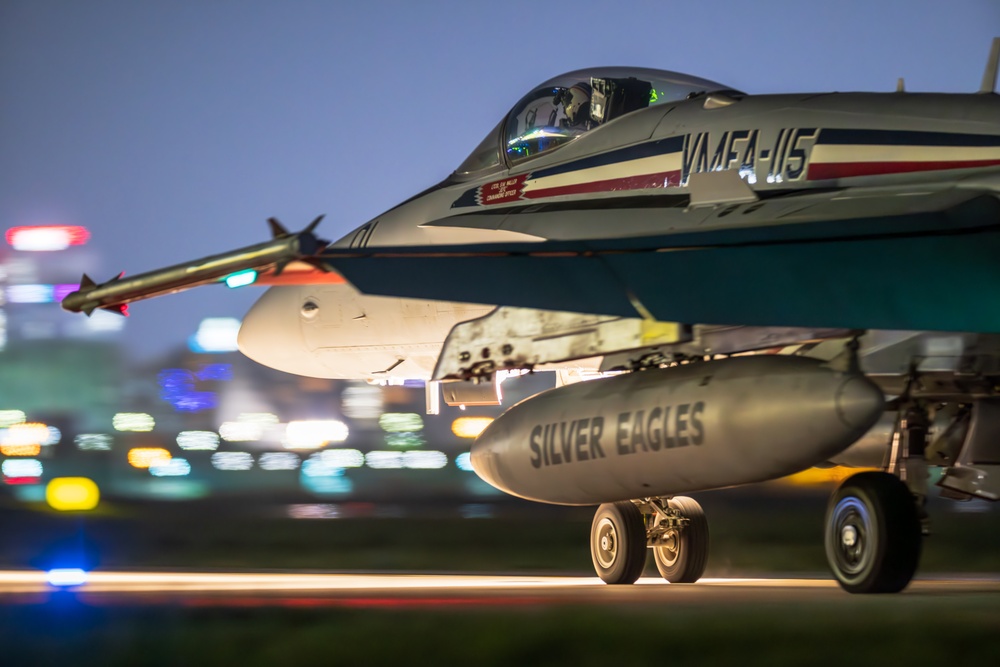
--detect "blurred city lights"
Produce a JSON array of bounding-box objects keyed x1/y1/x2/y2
[
  {"x1": 364, "y1": 451, "x2": 404, "y2": 469},
  {"x1": 5, "y1": 284, "x2": 54, "y2": 303},
  {"x1": 82, "y1": 309, "x2": 127, "y2": 333},
  {"x1": 301, "y1": 455, "x2": 343, "y2": 478},
  {"x1": 189, "y1": 317, "x2": 241, "y2": 353},
  {"x1": 46, "y1": 568, "x2": 89, "y2": 587},
  {"x1": 0, "y1": 410, "x2": 26, "y2": 428},
  {"x1": 781, "y1": 466, "x2": 877, "y2": 486},
  {"x1": 259, "y1": 452, "x2": 301, "y2": 471},
  {"x1": 224, "y1": 269, "x2": 258, "y2": 288},
  {"x1": 378, "y1": 412, "x2": 424, "y2": 432},
  {"x1": 287, "y1": 504, "x2": 341, "y2": 519},
  {"x1": 6, "y1": 225, "x2": 90, "y2": 251},
  {"x1": 312, "y1": 448, "x2": 364, "y2": 468},
  {"x1": 211, "y1": 452, "x2": 254, "y2": 471},
  {"x1": 75, "y1": 433, "x2": 113, "y2": 451},
  {"x1": 0, "y1": 444, "x2": 42, "y2": 457},
  {"x1": 283, "y1": 420, "x2": 349, "y2": 450},
  {"x1": 158, "y1": 369, "x2": 217, "y2": 412},
  {"x1": 44, "y1": 426, "x2": 62, "y2": 445},
  {"x1": 219, "y1": 421, "x2": 263, "y2": 442},
  {"x1": 451, "y1": 416, "x2": 494, "y2": 439},
  {"x1": 113, "y1": 412, "x2": 155, "y2": 432},
  {"x1": 1, "y1": 422, "x2": 50, "y2": 446},
  {"x1": 239, "y1": 412, "x2": 279, "y2": 425},
  {"x1": 384, "y1": 432, "x2": 425, "y2": 448},
  {"x1": 219, "y1": 413, "x2": 278, "y2": 442},
  {"x1": 403, "y1": 450, "x2": 448, "y2": 469},
  {"x1": 176, "y1": 431, "x2": 220, "y2": 451},
  {"x1": 455, "y1": 452, "x2": 474, "y2": 471},
  {"x1": 127, "y1": 447, "x2": 172, "y2": 469},
  {"x1": 2, "y1": 458, "x2": 43, "y2": 479},
  {"x1": 363, "y1": 450, "x2": 449, "y2": 470},
  {"x1": 299, "y1": 471, "x2": 353, "y2": 495},
  {"x1": 341, "y1": 384, "x2": 383, "y2": 420},
  {"x1": 45, "y1": 477, "x2": 100, "y2": 511},
  {"x1": 150, "y1": 458, "x2": 192, "y2": 477},
  {"x1": 196, "y1": 363, "x2": 233, "y2": 381}
]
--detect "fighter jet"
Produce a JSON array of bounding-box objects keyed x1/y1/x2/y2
[{"x1": 63, "y1": 39, "x2": 1000, "y2": 594}]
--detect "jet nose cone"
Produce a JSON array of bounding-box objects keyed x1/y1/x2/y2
[
  {"x1": 237, "y1": 287, "x2": 312, "y2": 375},
  {"x1": 835, "y1": 374, "x2": 885, "y2": 432}
]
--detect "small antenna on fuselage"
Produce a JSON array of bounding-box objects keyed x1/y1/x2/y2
[
  {"x1": 896, "y1": 77, "x2": 905, "y2": 92},
  {"x1": 979, "y1": 37, "x2": 1000, "y2": 93}
]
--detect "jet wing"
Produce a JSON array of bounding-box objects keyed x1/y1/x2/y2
[{"x1": 320, "y1": 194, "x2": 1000, "y2": 334}]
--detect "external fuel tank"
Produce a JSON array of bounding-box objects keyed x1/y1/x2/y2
[{"x1": 471, "y1": 356, "x2": 883, "y2": 505}]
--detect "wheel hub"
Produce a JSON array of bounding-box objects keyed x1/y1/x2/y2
[
  {"x1": 595, "y1": 518, "x2": 618, "y2": 568},
  {"x1": 829, "y1": 497, "x2": 872, "y2": 577}
]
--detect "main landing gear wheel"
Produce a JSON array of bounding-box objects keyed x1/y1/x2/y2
[
  {"x1": 591, "y1": 501, "x2": 646, "y2": 585},
  {"x1": 652, "y1": 496, "x2": 709, "y2": 583},
  {"x1": 825, "y1": 471, "x2": 922, "y2": 594}
]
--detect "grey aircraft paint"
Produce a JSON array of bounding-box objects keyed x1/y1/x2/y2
[{"x1": 472, "y1": 356, "x2": 884, "y2": 505}]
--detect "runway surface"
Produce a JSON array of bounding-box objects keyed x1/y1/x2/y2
[{"x1": 2, "y1": 570, "x2": 999, "y2": 607}]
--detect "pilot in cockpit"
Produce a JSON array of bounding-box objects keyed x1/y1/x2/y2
[{"x1": 555, "y1": 82, "x2": 595, "y2": 132}]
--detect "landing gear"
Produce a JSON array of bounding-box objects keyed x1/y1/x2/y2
[
  {"x1": 651, "y1": 496, "x2": 709, "y2": 583},
  {"x1": 824, "y1": 471, "x2": 922, "y2": 594},
  {"x1": 590, "y1": 501, "x2": 646, "y2": 584},
  {"x1": 590, "y1": 497, "x2": 709, "y2": 585}
]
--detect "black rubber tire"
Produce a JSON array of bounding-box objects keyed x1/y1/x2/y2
[
  {"x1": 590, "y1": 501, "x2": 647, "y2": 585},
  {"x1": 825, "y1": 471, "x2": 922, "y2": 594},
  {"x1": 652, "y1": 496, "x2": 709, "y2": 583}
]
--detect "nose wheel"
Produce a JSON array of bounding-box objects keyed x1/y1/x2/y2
[
  {"x1": 590, "y1": 501, "x2": 646, "y2": 584},
  {"x1": 825, "y1": 471, "x2": 922, "y2": 594}
]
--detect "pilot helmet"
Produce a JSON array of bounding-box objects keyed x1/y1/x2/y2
[{"x1": 557, "y1": 82, "x2": 592, "y2": 125}]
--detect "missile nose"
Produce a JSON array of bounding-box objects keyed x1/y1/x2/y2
[
  {"x1": 835, "y1": 374, "x2": 885, "y2": 432},
  {"x1": 237, "y1": 286, "x2": 313, "y2": 376}
]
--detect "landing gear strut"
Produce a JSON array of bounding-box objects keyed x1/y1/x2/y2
[
  {"x1": 824, "y1": 471, "x2": 922, "y2": 593},
  {"x1": 650, "y1": 497, "x2": 709, "y2": 583}
]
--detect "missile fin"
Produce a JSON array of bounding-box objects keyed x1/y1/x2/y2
[
  {"x1": 268, "y1": 217, "x2": 290, "y2": 239},
  {"x1": 101, "y1": 303, "x2": 129, "y2": 317},
  {"x1": 79, "y1": 274, "x2": 96, "y2": 290},
  {"x1": 304, "y1": 214, "x2": 325, "y2": 235}
]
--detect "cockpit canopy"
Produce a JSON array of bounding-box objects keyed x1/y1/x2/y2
[{"x1": 456, "y1": 67, "x2": 737, "y2": 175}]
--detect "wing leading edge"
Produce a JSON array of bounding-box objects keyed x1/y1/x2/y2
[{"x1": 320, "y1": 195, "x2": 1000, "y2": 334}]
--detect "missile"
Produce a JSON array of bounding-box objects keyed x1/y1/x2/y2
[
  {"x1": 471, "y1": 355, "x2": 884, "y2": 505},
  {"x1": 61, "y1": 217, "x2": 328, "y2": 316}
]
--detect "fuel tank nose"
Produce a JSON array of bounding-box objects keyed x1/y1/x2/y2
[{"x1": 835, "y1": 375, "x2": 886, "y2": 431}]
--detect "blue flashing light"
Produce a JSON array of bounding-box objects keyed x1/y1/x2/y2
[
  {"x1": 46, "y1": 568, "x2": 88, "y2": 587},
  {"x1": 158, "y1": 368, "x2": 218, "y2": 413},
  {"x1": 225, "y1": 269, "x2": 258, "y2": 289},
  {"x1": 196, "y1": 363, "x2": 233, "y2": 382}
]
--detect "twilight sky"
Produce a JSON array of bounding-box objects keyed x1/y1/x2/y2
[{"x1": 2, "y1": 0, "x2": 998, "y2": 360}]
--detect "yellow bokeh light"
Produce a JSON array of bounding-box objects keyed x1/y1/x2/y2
[
  {"x1": 127, "y1": 447, "x2": 172, "y2": 469},
  {"x1": 46, "y1": 477, "x2": 100, "y2": 511},
  {"x1": 451, "y1": 416, "x2": 494, "y2": 439},
  {"x1": 780, "y1": 466, "x2": 879, "y2": 487},
  {"x1": 0, "y1": 443, "x2": 42, "y2": 457}
]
